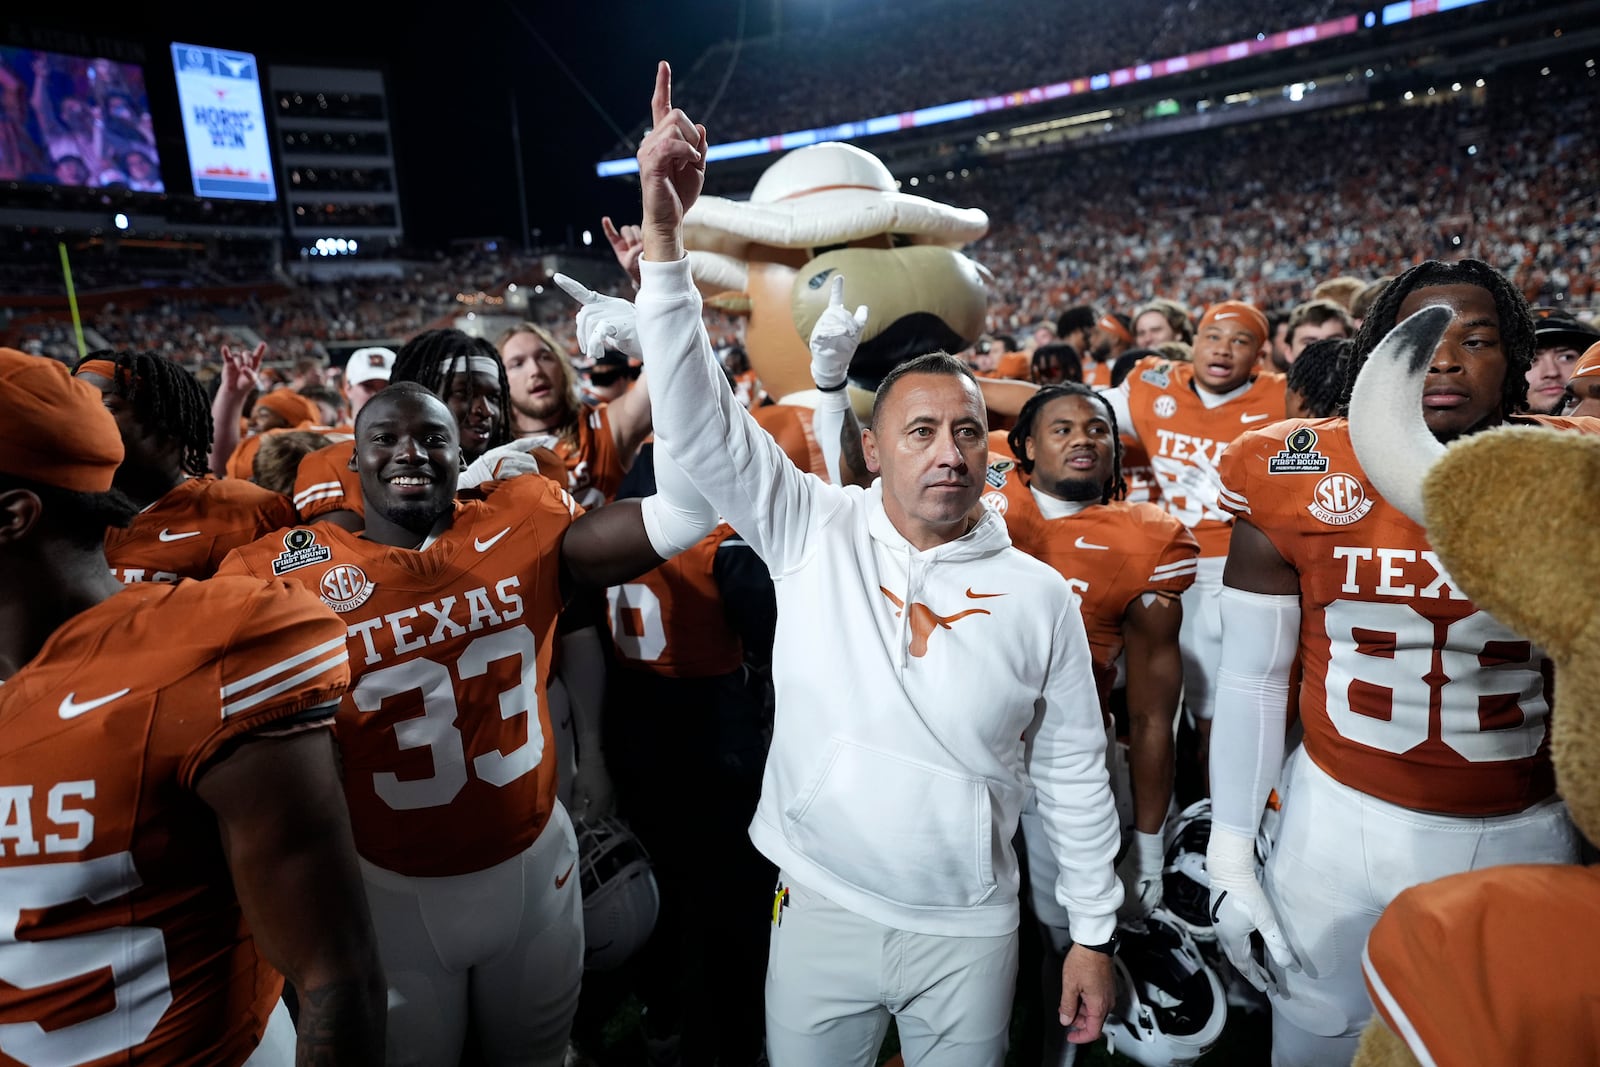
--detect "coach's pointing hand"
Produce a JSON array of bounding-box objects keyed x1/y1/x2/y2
[{"x1": 639, "y1": 60, "x2": 707, "y2": 264}]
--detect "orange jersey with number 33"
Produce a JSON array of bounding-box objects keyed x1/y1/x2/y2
[
  {"x1": 221, "y1": 474, "x2": 579, "y2": 877},
  {"x1": 1217, "y1": 417, "x2": 1585, "y2": 815},
  {"x1": 0, "y1": 579, "x2": 349, "y2": 1066}
]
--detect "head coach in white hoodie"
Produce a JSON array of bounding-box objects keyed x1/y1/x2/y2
[{"x1": 628, "y1": 62, "x2": 1123, "y2": 1067}]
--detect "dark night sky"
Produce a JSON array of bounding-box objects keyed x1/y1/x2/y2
[{"x1": 8, "y1": 0, "x2": 810, "y2": 246}]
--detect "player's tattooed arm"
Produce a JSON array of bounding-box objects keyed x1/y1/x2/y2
[
  {"x1": 198, "y1": 726, "x2": 386, "y2": 1065},
  {"x1": 296, "y1": 980, "x2": 383, "y2": 1066}
]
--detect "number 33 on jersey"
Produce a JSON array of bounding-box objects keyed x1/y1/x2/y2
[
  {"x1": 220, "y1": 475, "x2": 580, "y2": 877},
  {"x1": 1219, "y1": 418, "x2": 1556, "y2": 815}
]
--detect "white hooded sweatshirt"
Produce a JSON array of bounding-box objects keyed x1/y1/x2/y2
[{"x1": 636, "y1": 257, "x2": 1122, "y2": 943}]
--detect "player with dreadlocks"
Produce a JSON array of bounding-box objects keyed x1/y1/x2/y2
[
  {"x1": 981, "y1": 381, "x2": 1199, "y2": 1067},
  {"x1": 294, "y1": 328, "x2": 523, "y2": 530},
  {"x1": 1285, "y1": 337, "x2": 1352, "y2": 419},
  {"x1": 1207, "y1": 258, "x2": 1591, "y2": 1066},
  {"x1": 75, "y1": 350, "x2": 296, "y2": 582}
]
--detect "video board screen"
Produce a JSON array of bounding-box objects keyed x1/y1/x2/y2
[
  {"x1": 170, "y1": 41, "x2": 275, "y2": 201},
  {"x1": 0, "y1": 46, "x2": 164, "y2": 191}
]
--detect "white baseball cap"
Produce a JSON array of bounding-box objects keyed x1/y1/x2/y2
[{"x1": 345, "y1": 347, "x2": 396, "y2": 385}]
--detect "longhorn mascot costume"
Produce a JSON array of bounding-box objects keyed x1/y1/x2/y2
[
  {"x1": 1346, "y1": 312, "x2": 1600, "y2": 1067},
  {"x1": 682, "y1": 141, "x2": 992, "y2": 474}
]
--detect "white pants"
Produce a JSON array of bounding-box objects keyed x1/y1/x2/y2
[
  {"x1": 1262, "y1": 749, "x2": 1578, "y2": 1067},
  {"x1": 764, "y1": 874, "x2": 1018, "y2": 1067},
  {"x1": 362, "y1": 803, "x2": 583, "y2": 1067},
  {"x1": 1177, "y1": 559, "x2": 1225, "y2": 721}
]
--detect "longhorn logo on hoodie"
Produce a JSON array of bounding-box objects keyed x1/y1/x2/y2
[{"x1": 879, "y1": 587, "x2": 1000, "y2": 657}]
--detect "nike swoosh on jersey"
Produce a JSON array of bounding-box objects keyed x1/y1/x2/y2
[
  {"x1": 555, "y1": 862, "x2": 575, "y2": 889},
  {"x1": 1240, "y1": 413, "x2": 1271, "y2": 423},
  {"x1": 59, "y1": 688, "x2": 132, "y2": 719},
  {"x1": 1074, "y1": 537, "x2": 1110, "y2": 550},
  {"x1": 474, "y1": 527, "x2": 511, "y2": 553},
  {"x1": 965, "y1": 588, "x2": 1006, "y2": 599},
  {"x1": 158, "y1": 529, "x2": 202, "y2": 541}
]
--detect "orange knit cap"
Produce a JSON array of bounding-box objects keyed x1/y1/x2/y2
[
  {"x1": 1571, "y1": 341, "x2": 1600, "y2": 382},
  {"x1": 0, "y1": 348, "x2": 124, "y2": 492},
  {"x1": 1198, "y1": 301, "x2": 1270, "y2": 347},
  {"x1": 256, "y1": 388, "x2": 321, "y2": 428}
]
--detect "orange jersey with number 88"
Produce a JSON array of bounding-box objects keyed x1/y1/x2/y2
[{"x1": 1217, "y1": 417, "x2": 1584, "y2": 815}]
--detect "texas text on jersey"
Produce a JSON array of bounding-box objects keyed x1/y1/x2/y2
[
  {"x1": 1119, "y1": 357, "x2": 1286, "y2": 556},
  {"x1": 1217, "y1": 417, "x2": 1570, "y2": 814},
  {"x1": 983, "y1": 456, "x2": 1199, "y2": 705},
  {"x1": 105, "y1": 475, "x2": 297, "y2": 583},
  {"x1": 0, "y1": 579, "x2": 349, "y2": 1064},
  {"x1": 219, "y1": 474, "x2": 578, "y2": 878}
]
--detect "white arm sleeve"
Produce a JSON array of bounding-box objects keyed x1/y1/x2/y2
[
  {"x1": 639, "y1": 441, "x2": 718, "y2": 558},
  {"x1": 635, "y1": 257, "x2": 842, "y2": 572},
  {"x1": 1026, "y1": 601, "x2": 1125, "y2": 947},
  {"x1": 813, "y1": 388, "x2": 851, "y2": 487},
  {"x1": 1208, "y1": 585, "x2": 1301, "y2": 838}
]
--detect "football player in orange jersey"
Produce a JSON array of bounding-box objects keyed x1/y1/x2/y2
[
  {"x1": 73, "y1": 350, "x2": 297, "y2": 582},
  {"x1": 988, "y1": 383, "x2": 1198, "y2": 1067},
  {"x1": 295, "y1": 329, "x2": 516, "y2": 530},
  {"x1": 0, "y1": 348, "x2": 384, "y2": 1064},
  {"x1": 221, "y1": 381, "x2": 715, "y2": 1067},
  {"x1": 1102, "y1": 300, "x2": 1285, "y2": 767},
  {"x1": 1206, "y1": 260, "x2": 1586, "y2": 1067},
  {"x1": 499, "y1": 317, "x2": 652, "y2": 509}
]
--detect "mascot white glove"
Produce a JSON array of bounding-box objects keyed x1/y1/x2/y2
[
  {"x1": 1207, "y1": 825, "x2": 1297, "y2": 992},
  {"x1": 1117, "y1": 829, "x2": 1166, "y2": 917},
  {"x1": 808, "y1": 273, "x2": 869, "y2": 391},
  {"x1": 457, "y1": 435, "x2": 561, "y2": 491},
  {"x1": 554, "y1": 273, "x2": 642, "y2": 361}
]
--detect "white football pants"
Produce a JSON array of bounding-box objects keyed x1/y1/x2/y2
[{"x1": 361, "y1": 802, "x2": 583, "y2": 1067}]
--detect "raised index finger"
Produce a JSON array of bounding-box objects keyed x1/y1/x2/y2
[
  {"x1": 828, "y1": 273, "x2": 845, "y2": 309},
  {"x1": 651, "y1": 61, "x2": 672, "y2": 128}
]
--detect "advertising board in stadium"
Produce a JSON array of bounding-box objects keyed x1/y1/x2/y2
[
  {"x1": 170, "y1": 41, "x2": 275, "y2": 201},
  {"x1": 0, "y1": 46, "x2": 164, "y2": 191}
]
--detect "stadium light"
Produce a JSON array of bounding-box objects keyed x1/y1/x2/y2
[
  {"x1": 581, "y1": 230, "x2": 593, "y2": 246},
  {"x1": 349, "y1": 240, "x2": 359, "y2": 253},
  {"x1": 113, "y1": 213, "x2": 129, "y2": 231}
]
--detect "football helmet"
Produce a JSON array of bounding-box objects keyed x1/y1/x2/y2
[
  {"x1": 1104, "y1": 908, "x2": 1228, "y2": 1067},
  {"x1": 1161, "y1": 799, "x2": 1214, "y2": 944},
  {"x1": 574, "y1": 815, "x2": 660, "y2": 972}
]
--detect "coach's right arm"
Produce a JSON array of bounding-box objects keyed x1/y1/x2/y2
[{"x1": 632, "y1": 62, "x2": 839, "y2": 574}]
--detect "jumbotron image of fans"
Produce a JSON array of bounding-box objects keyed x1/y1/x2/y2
[{"x1": 0, "y1": 1, "x2": 1595, "y2": 1065}]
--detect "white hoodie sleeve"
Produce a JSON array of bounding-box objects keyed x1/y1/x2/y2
[
  {"x1": 1025, "y1": 598, "x2": 1124, "y2": 946},
  {"x1": 635, "y1": 256, "x2": 841, "y2": 573}
]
